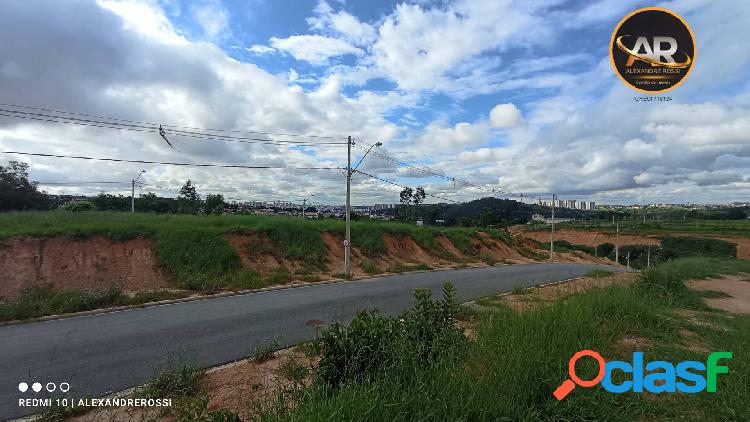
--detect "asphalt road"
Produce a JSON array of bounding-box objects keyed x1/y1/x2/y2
[{"x1": 1, "y1": 263, "x2": 623, "y2": 419}]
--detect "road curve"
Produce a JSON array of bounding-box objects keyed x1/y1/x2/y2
[{"x1": 1, "y1": 263, "x2": 623, "y2": 419}]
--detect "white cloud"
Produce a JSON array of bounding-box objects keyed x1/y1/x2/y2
[
  {"x1": 191, "y1": 1, "x2": 229, "y2": 39},
  {"x1": 247, "y1": 44, "x2": 275, "y2": 54},
  {"x1": 269, "y1": 35, "x2": 363, "y2": 65},
  {"x1": 489, "y1": 103, "x2": 522, "y2": 128},
  {"x1": 307, "y1": 1, "x2": 377, "y2": 46}
]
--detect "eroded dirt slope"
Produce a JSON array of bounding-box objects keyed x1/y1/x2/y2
[{"x1": 0, "y1": 236, "x2": 165, "y2": 299}]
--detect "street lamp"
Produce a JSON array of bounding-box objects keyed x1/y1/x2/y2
[
  {"x1": 131, "y1": 170, "x2": 146, "y2": 213},
  {"x1": 353, "y1": 141, "x2": 383, "y2": 171}
]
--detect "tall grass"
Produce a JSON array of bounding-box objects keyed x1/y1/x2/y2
[{"x1": 260, "y1": 257, "x2": 750, "y2": 421}]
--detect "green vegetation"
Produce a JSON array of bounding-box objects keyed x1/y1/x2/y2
[
  {"x1": 0, "y1": 212, "x2": 503, "y2": 290},
  {"x1": 251, "y1": 337, "x2": 281, "y2": 362},
  {"x1": 536, "y1": 239, "x2": 595, "y2": 255},
  {"x1": 360, "y1": 260, "x2": 382, "y2": 274},
  {"x1": 314, "y1": 283, "x2": 462, "y2": 388},
  {"x1": 609, "y1": 236, "x2": 738, "y2": 269},
  {"x1": 0, "y1": 286, "x2": 188, "y2": 322},
  {"x1": 584, "y1": 269, "x2": 614, "y2": 278},
  {"x1": 387, "y1": 262, "x2": 432, "y2": 273},
  {"x1": 141, "y1": 361, "x2": 205, "y2": 400},
  {"x1": 257, "y1": 258, "x2": 749, "y2": 421},
  {"x1": 553, "y1": 218, "x2": 750, "y2": 237},
  {"x1": 139, "y1": 360, "x2": 241, "y2": 421}
]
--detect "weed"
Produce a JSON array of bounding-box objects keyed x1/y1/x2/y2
[
  {"x1": 511, "y1": 285, "x2": 532, "y2": 295},
  {"x1": 479, "y1": 253, "x2": 497, "y2": 265},
  {"x1": 264, "y1": 266, "x2": 293, "y2": 285},
  {"x1": 387, "y1": 262, "x2": 432, "y2": 273},
  {"x1": 698, "y1": 290, "x2": 732, "y2": 299},
  {"x1": 585, "y1": 269, "x2": 615, "y2": 278},
  {"x1": 141, "y1": 360, "x2": 204, "y2": 399},
  {"x1": 280, "y1": 357, "x2": 309, "y2": 383},
  {"x1": 225, "y1": 268, "x2": 266, "y2": 290},
  {"x1": 360, "y1": 260, "x2": 381, "y2": 274},
  {"x1": 252, "y1": 337, "x2": 281, "y2": 362}
]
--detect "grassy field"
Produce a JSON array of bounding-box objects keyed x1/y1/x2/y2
[
  {"x1": 534, "y1": 219, "x2": 750, "y2": 237},
  {"x1": 246, "y1": 257, "x2": 749, "y2": 421},
  {"x1": 0, "y1": 211, "x2": 509, "y2": 291}
]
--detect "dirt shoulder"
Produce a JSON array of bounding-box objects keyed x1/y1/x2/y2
[{"x1": 687, "y1": 274, "x2": 750, "y2": 315}]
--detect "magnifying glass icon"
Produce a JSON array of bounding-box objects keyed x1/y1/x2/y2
[{"x1": 553, "y1": 350, "x2": 606, "y2": 400}]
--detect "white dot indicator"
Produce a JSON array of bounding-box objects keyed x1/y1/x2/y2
[
  {"x1": 32, "y1": 383, "x2": 42, "y2": 393},
  {"x1": 18, "y1": 383, "x2": 28, "y2": 393}
]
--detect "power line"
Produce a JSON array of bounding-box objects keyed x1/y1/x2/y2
[
  {"x1": 0, "y1": 103, "x2": 344, "y2": 140},
  {"x1": 354, "y1": 169, "x2": 459, "y2": 204},
  {"x1": 353, "y1": 143, "x2": 520, "y2": 197},
  {"x1": 36, "y1": 181, "x2": 126, "y2": 185},
  {"x1": 1, "y1": 151, "x2": 343, "y2": 171},
  {"x1": 0, "y1": 108, "x2": 346, "y2": 147}
]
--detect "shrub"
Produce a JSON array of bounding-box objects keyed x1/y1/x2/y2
[
  {"x1": 315, "y1": 283, "x2": 464, "y2": 388},
  {"x1": 360, "y1": 260, "x2": 381, "y2": 274},
  {"x1": 58, "y1": 201, "x2": 95, "y2": 212},
  {"x1": 141, "y1": 360, "x2": 204, "y2": 399},
  {"x1": 252, "y1": 336, "x2": 281, "y2": 362}
]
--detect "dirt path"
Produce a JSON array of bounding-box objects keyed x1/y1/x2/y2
[{"x1": 687, "y1": 274, "x2": 750, "y2": 315}]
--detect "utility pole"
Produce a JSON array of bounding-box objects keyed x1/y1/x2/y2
[
  {"x1": 344, "y1": 136, "x2": 352, "y2": 278},
  {"x1": 549, "y1": 194, "x2": 556, "y2": 262},
  {"x1": 301, "y1": 198, "x2": 306, "y2": 218},
  {"x1": 131, "y1": 170, "x2": 145, "y2": 214},
  {"x1": 647, "y1": 245, "x2": 651, "y2": 268},
  {"x1": 131, "y1": 179, "x2": 135, "y2": 213},
  {"x1": 626, "y1": 251, "x2": 630, "y2": 269},
  {"x1": 615, "y1": 222, "x2": 620, "y2": 264}
]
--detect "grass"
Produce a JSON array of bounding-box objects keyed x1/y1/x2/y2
[
  {"x1": 0, "y1": 286, "x2": 189, "y2": 322},
  {"x1": 252, "y1": 337, "x2": 281, "y2": 362},
  {"x1": 534, "y1": 219, "x2": 750, "y2": 237},
  {"x1": 141, "y1": 360, "x2": 205, "y2": 400},
  {"x1": 360, "y1": 260, "x2": 382, "y2": 274},
  {"x1": 0, "y1": 211, "x2": 500, "y2": 289},
  {"x1": 256, "y1": 257, "x2": 750, "y2": 421},
  {"x1": 386, "y1": 262, "x2": 432, "y2": 273},
  {"x1": 584, "y1": 269, "x2": 615, "y2": 278}
]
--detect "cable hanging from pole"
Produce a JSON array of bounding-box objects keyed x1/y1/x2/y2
[{"x1": 1, "y1": 151, "x2": 344, "y2": 170}]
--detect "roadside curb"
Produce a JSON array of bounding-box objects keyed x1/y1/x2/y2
[{"x1": 0, "y1": 262, "x2": 620, "y2": 327}]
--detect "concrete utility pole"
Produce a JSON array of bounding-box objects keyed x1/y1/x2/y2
[
  {"x1": 647, "y1": 245, "x2": 651, "y2": 268},
  {"x1": 549, "y1": 194, "x2": 556, "y2": 262},
  {"x1": 131, "y1": 170, "x2": 145, "y2": 213},
  {"x1": 344, "y1": 136, "x2": 352, "y2": 278},
  {"x1": 615, "y1": 222, "x2": 620, "y2": 264}
]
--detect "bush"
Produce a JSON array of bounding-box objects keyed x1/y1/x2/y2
[
  {"x1": 597, "y1": 242, "x2": 615, "y2": 257},
  {"x1": 315, "y1": 283, "x2": 464, "y2": 388},
  {"x1": 58, "y1": 200, "x2": 95, "y2": 212},
  {"x1": 660, "y1": 236, "x2": 736, "y2": 260},
  {"x1": 360, "y1": 260, "x2": 381, "y2": 274}
]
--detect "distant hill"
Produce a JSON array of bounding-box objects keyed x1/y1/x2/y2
[{"x1": 426, "y1": 197, "x2": 594, "y2": 226}]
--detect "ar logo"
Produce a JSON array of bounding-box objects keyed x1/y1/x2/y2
[
  {"x1": 616, "y1": 35, "x2": 691, "y2": 68},
  {"x1": 609, "y1": 7, "x2": 696, "y2": 93}
]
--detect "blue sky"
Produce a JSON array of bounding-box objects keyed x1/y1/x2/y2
[{"x1": 0, "y1": 0, "x2": 749, "y2": 205}]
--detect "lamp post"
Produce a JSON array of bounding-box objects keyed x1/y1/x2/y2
[
  {"x1": 131, "y1": 170, "x2": 146, "y2": 213},
  {"x1": 345, "y1": 140, "x2": 382, "y2": 278}
]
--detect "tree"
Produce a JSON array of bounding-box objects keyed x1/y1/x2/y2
[
  {"x1": 204, "y1": 193, "x2": 225, "y2": 215},
  {"x1": 93, "y1": 193, "x2": 128, "y2": 211},
  {"x1": 176, "y1": 180, "x2": 200, "y2": 214},
  {"x1": 398, "y1": 187, "x2": 413, "y2": 220},
  {"x1": 413, "y1": 186, "x2": 426, "y2": 206},
  {"x1": 0, "y1": 161, "x2": 48, "y2": 211}
]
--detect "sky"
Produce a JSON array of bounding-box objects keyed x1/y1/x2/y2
[{"x1": 0, "y1": 0, "x2": 749, "y2": 206}]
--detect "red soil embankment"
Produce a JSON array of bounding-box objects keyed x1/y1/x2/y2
[
  {"x1": 520, "y1": 229, "x2": 661, "y2": 248},
  {"x1": 0, "y1": 236, "x2": 165, "y2": 299}
]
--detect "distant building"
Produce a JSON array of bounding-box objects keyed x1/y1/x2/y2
[{"x1": 589, "y1": 201, "x2": 596, "y2": 210}]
